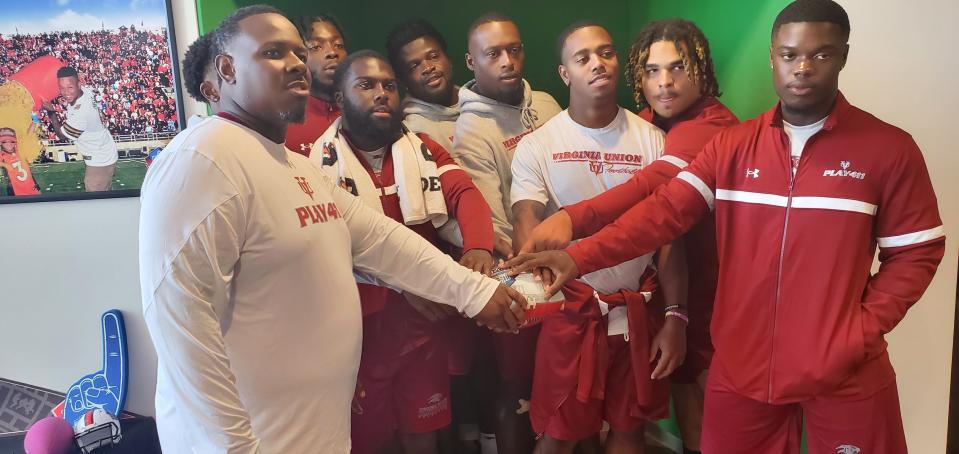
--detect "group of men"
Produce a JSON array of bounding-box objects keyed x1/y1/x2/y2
[{"x1": 138, "y1": 1, "x2": 945, "y2": 453}]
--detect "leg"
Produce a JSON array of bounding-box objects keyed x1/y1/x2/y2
[
  {"x1": 534, "y1": 435, "x2": 578, "y2": 454},
  {"x1": 492, "y1": 327, "x2": 540, "y2": 454},
  {"x1": 671, "y1": 369, "x2": 708, "y2": 452},
  {"x1": 604, "y1": 428, "x2": 644, "y2": 454},
  {"x1": 401, "y1": 431, "x2": 440, "y2": 454},
  {"x1": 574, "y1": 435, "x2": 602, "y2": 454},
  {"x1": 84, "y1": 163, "x2": 115, "y2": 191},
  {"x1": 701, "y1": 378, "x2": 801, "y2": 454},
  {"x1": 395, "y1": 334, "x2": 452, "y2": 454},
  {"x1": 802, "y1": 381, "x2": 907, "y2": 454}
]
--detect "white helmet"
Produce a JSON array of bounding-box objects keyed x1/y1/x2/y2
[{"x1": 72, "y1": 409, "x2": 122, "y2": 453}]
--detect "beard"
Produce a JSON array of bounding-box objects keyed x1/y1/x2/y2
[{"x1": 342, "y1": 99, "x2": 402, "y2": 144}]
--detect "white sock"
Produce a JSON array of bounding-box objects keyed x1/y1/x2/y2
[{"x1": 480, "y1": 433, "x2": 498, "y2": 454}]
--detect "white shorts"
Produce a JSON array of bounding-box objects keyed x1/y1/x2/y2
[{"x1": 78, "y1": 131, "x2": 118, "y2": 167}]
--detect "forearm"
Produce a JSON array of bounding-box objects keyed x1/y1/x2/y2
[{"x1": 511, "y1": 200, "x2": 546, "y2": 253}]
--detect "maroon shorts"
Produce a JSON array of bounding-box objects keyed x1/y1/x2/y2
[
  {"x1": 350, "y1": 303, "x2": 452, "y2": 454},
  {"x1": 702, "y1": 377, "x2": 906, "y2": 454},
  {"x1": 538, "y1": 334, "x2": 648, "y2": 441},
  {"x1": 447, "y1": 315, "x2": 480, "y2": 376}
]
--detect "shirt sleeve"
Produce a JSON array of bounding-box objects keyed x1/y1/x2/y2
[
  {"x1": 510, "y1": 136, "x2": 549, "y2": 208},
  {"x1": 566, "y1": 135, "x2": 720, "y2": 276},
  {"x1": 139, "y1": 154, "x2": 260, "y2": 453},
  {"x1": 325, "y1": 173, "x2": 499, "y2": 316},
  {"x1": 451, "y1": 121, "x2": 513, "y2": 247},
  {"x1": 419, "y1": 133, "x2": 494, "y2": 254},
  {"x1": 860, "y1": 136, "x2": 945, "y2": 358}
]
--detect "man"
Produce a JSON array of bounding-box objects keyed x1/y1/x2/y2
[
  {"x1": 387, "y1": 18, "x2": 459, "y2": 152},
  {"x1": 0, "y1": 127, "x2": 40, "y2": 196},
  {"x1": 285, "y1": 14, "x2": 347, "y2": 156},
  {"x1": 522, "y1": 19, "x2": 739, "y2": 454},
  {"x1": 139, "y1": 7, "x2": 525, "y2": 453},
  {"x1": 451, "y1": 12, "x2": 562, "y2": 453},
  {"x1": 311, "y1": 50, "x2": 496, "y2": 454},
  {"x1": 42, "y1": 66, "x2": 118, "y2": 191},
  {"x1": 510, "y1": 22, "x2": 685, "y2": 454},
  {"x1": 508, "y1": 1, "x2": 944, "y2": 453},
  {"x1": 386, "y1": 18, "x2": 485, "y2": 452},
  {"x1": 181, "y1": 33, "x2": 222, "y2": 123}
]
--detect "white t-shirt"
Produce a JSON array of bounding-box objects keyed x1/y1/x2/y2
[
  {"x1": 783, "y1": 116, "x2": 827, "y2": 175},
  {"x1": 511, "y1": 108, "x2": 665, "y2": 296},
  {"x1": 139, "y1": 116, "x2": 497, "y2": 454},
  {"x1": 63, "y1": 88, "x2": 117, "y2": 166}
]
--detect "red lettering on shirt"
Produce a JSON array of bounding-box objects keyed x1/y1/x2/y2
[{"x1": 295, "y1": 202, "x2": 341, "y2": 228}]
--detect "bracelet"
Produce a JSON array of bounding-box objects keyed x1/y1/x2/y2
[
  {"x1": 665, "y1": 310, "x2": 689, "y2": 324},
  {"x1": 664, "y1": 304, "x2": 681, "y2": 312}
]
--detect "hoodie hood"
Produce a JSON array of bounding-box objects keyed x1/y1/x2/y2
[
  {"x1": 458, "y1": 79, "x2": 540, "y2": 130},
  {"x1": 401, "y1": 91, "x2": 460, "y2": 122}
]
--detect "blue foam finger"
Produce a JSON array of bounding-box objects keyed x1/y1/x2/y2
[{"x1": 63, "y1": 310, "x2": 129, "y2": 426}]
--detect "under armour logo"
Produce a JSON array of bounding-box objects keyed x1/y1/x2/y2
[
  {"x1": 294, "y1": 176, "x2": 314, "y2": 200},
  {"x1": 835, "y1": 445, "x2": 860, "y2": 454},
  {"x1": 299, "y1": 143, "x2": 311, "y2": 152},
  {"x1": 746, "y1": 168, "x2": 760, "y2": 178},
  {"x1": 840, "y1": 160, "x2": 850, "y2": 170}
]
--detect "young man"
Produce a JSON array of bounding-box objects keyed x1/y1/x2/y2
[
  {"x1": 387, "y1": 18, "x2": 459, "y2": 152},
  {"x1": 181, "y1": 33, "x2": 222, "y2": 119},
  {"x1": 522, "y1": 19, "x2": 739, "y2": 454},
  {"x1": 41, "y1": 66, "x2": 118, "y2": 191},
  {"x1": 510, "y1": 22, "x2": 685, "y2": 454},
  {"x1": 139, "y1": 8, "x2": 525, "y2": 453},
  {"x1": 285, "y1": 14, "x2": 347, "y2": 156},
  {"x1": 508, "y1": 1, "x2": 944, "y2": 453},
  {"x1": 451, "y1": 12, "x2": 562, "y2": 454},
  {"x1": 0, "y1": 127, "x2": 40, "y2": 196},
  {"x1": 310, "y1": 50, "x2": 497, "y2": 454}
]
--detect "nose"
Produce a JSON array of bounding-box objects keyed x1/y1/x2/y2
[
  {"x1": 658, "y1": 68, "x2": 673, "y2": 88},
  {"x1": 589, "y1": 54, "x2": 606, "y2": 74},
  {"x1": 794, "y1": 56, "x2": 813, "y2": 77},
  {"x1": 497, "y1": 51, "x2": 515, "y2": 71},
  {"x1": 323, "y1": 44, "x2": 340, "y2": 61}
]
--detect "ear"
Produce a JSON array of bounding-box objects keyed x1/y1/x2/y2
[
  {"x1": 215, "y1": 54, "x2": 236, "y2": 85},
  {"x1": 768, "y1": 46, "x2": 774, "y2": 69},
  {"x1": 839, "y1": 43, "x2": 849, "y2": 69},
  {"x1": 465, "y1": 52, "x2": 475, "y2": 71},
  {"x1": 558, "y1": 64, "x2": 570, "y2": 87},
  {"x1": 199, "y1": 81, "x2": 219, "y2": 102},
  {"x1": 334, "y1": 90, "x2": 345, "y2": 109}
]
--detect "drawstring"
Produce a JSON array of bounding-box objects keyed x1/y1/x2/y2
[{"x1": 521, "y1": 106, "x2": 539, "y2": 130}]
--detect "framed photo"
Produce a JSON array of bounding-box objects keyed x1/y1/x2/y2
[{"x1": 0, "y1": 0, "x2": 184, "y2": 203}]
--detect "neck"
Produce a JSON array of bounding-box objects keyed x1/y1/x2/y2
[
  {"x1": 474, "y1": 81, "x2": 522, "y2": 106},
  {"x1": 311, "y1": 86, "x2": 334, "y2": 102},
  {"x1": 781, "y1": 92, "x2": 837, "y2": 126},
  {"x1": 218, "y1": 99, "x2": 286, "y2": 144},
  {"x1": 70, "y1": 88, "x2": 84, "y2": 105},
  {"x1": 568, "y1": 93, "x2": 618, "y2": 128}
]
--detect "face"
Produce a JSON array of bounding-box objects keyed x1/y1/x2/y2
[
  {"x1": 559, "y1": 26, "x2": 618, "y2": 101},
  {"x1": 337, "y1": 57, "x2": 402, "y2": 143},
  {"x1": 217, "y1": 13, "x2": 310, "y2": 124},
  {"x1": 0, "y1": 135, "x2": 16, "y2": 154},
  {"x1": 466, "y1": 21, "x2": 525, "y2": 104},
  {"x1": 305, "y1": 21, "x2": 347, "y2": 96},
  {"x1": 770, "y1": 21, "x2": 847, "y2": 123},
  {"x1": 398, "y1": 36, "x2": 454, "y2": 105},
  {"x1": 57, "y1": 76, "x2": 81, "y2": 104},
  {"x1": 642, "y1": 40, "x2": 702, "y2": 119}
]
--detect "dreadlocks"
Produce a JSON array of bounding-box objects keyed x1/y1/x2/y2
[{"x1": 626, "y1": 19, "x2": 720, "y2": 111}]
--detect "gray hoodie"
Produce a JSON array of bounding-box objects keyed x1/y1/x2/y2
[
  {"x1": 451, "y1": 79, "x2": 561, "y2": 247},
  {"x1": 401, "y1": 92, "x2": 459, "y2": 153}
]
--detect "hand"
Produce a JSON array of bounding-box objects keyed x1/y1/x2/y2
[
  {"x1": 519, "y1": 210, "x2": 573, "y2": 254},
  {"x1": 493, "y1": 236, "x2": 514, "y2": 259},
  {"x1": 473, "y1": 284, "x2": 527, "y2": 333},
  {"x1": 40, "y1": 98, "x2": 56, "y2": 112},
  {"x1": 649, "y1": 316, "x2": 687, "y2": 380},
  {"x1": 460, "y1": 248, "x2": 495, "y2": 276},
  {"x1": 504, "y1": 250, "x2": 579, "y2": 299},
  {"x1": 404, "y1": 292, "x2": 456, "y2": 322},
  {"x1": 64, "y1": 310, "x2": 128, "y2": 425}
]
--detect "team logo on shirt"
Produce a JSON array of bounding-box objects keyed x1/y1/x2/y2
[
  {"x1": 835, "y1": 445, "x2": 860, "y2": 454},
  {"x1": 294, "y1": 176, "x2": 314, "y2": 200},
  {"x1": 745, "y1": 168, "x2": 760, "y2": 178},
  {"x1": 552, "y1": 150, "x2": 645, "y2": 175},
  {"x1": 417, "y1": 393, "x2": 449, "y2": 419},
  {"x1": 420, "y1": 142, "x2": 434, "y2": 162},
  {"x1": 823, "y1": 160, "x2": 866, "y2": 180},
  {"x1": 321, "y1": 142, "x2": 338, "y2": 166},
  {"x1": 294, "y1": 202, "x2": 341, "y2": 228}
]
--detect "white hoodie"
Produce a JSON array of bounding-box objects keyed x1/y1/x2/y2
[
  {"x1": 401, "y1": 92, "x2": 459, "y2": 153},
  {"x1": 451, "y1": 79, "x2": 561, "y2": 247}
]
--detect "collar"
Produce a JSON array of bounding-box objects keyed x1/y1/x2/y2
[{"x1": 768, "y1": 91, "x2": 850, "y2": 132}]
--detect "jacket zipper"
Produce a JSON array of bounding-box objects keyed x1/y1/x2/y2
[{"x1": 769, "y1": 137, "x2": 797, "y2": 403}]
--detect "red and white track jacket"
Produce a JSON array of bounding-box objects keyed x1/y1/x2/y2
[{"x1": 567, "y1": 93, "x2": 945, "y2": 403}]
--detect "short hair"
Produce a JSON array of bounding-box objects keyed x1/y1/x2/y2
[
  {"x1": 385, "y1": 18, "x2": 448, "y2": 78},
  {"x1": 211, "y1": 5, "x2": 283, "y2": 58},
  {"x1": 56, "y1": 66, "x2": 78, "y2": 79},
  {"x1": 467, "y1": 12, "x2": 514, "y2": 44},
  {"x1": 772, "y1": 0, "x2": 850, "y2": 40},
  {"x1": 333, "y1": 50, "x2": 390, "y2": 91},
  {"x1": 182, "y1": 34, "x2": 215, "y2": 102},
  {"x1": 295, "y1": 13, "x2": 345, "y2": 43},
  {"x1": 555, "y1": 20, "x2": 605, "y2": 62},
  {"x1": 625, "y1": 18, "x2": 721, "y2": 110}
]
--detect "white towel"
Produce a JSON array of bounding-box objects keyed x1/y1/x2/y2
[{"x1": 312, "y1": 118, "x2": 449, "y2": 227}]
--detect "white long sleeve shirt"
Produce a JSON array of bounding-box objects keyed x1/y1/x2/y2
[{"x1": 138, "y1": 116, "x2": 498, "y2": 454}]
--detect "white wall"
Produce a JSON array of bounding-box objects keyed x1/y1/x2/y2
[
  {"x1": 0, "y1": 0, "x2": 202, "y2": 417},
  {"x1": 840, "y1": 1, "x2": 958, "y2": 452}
]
